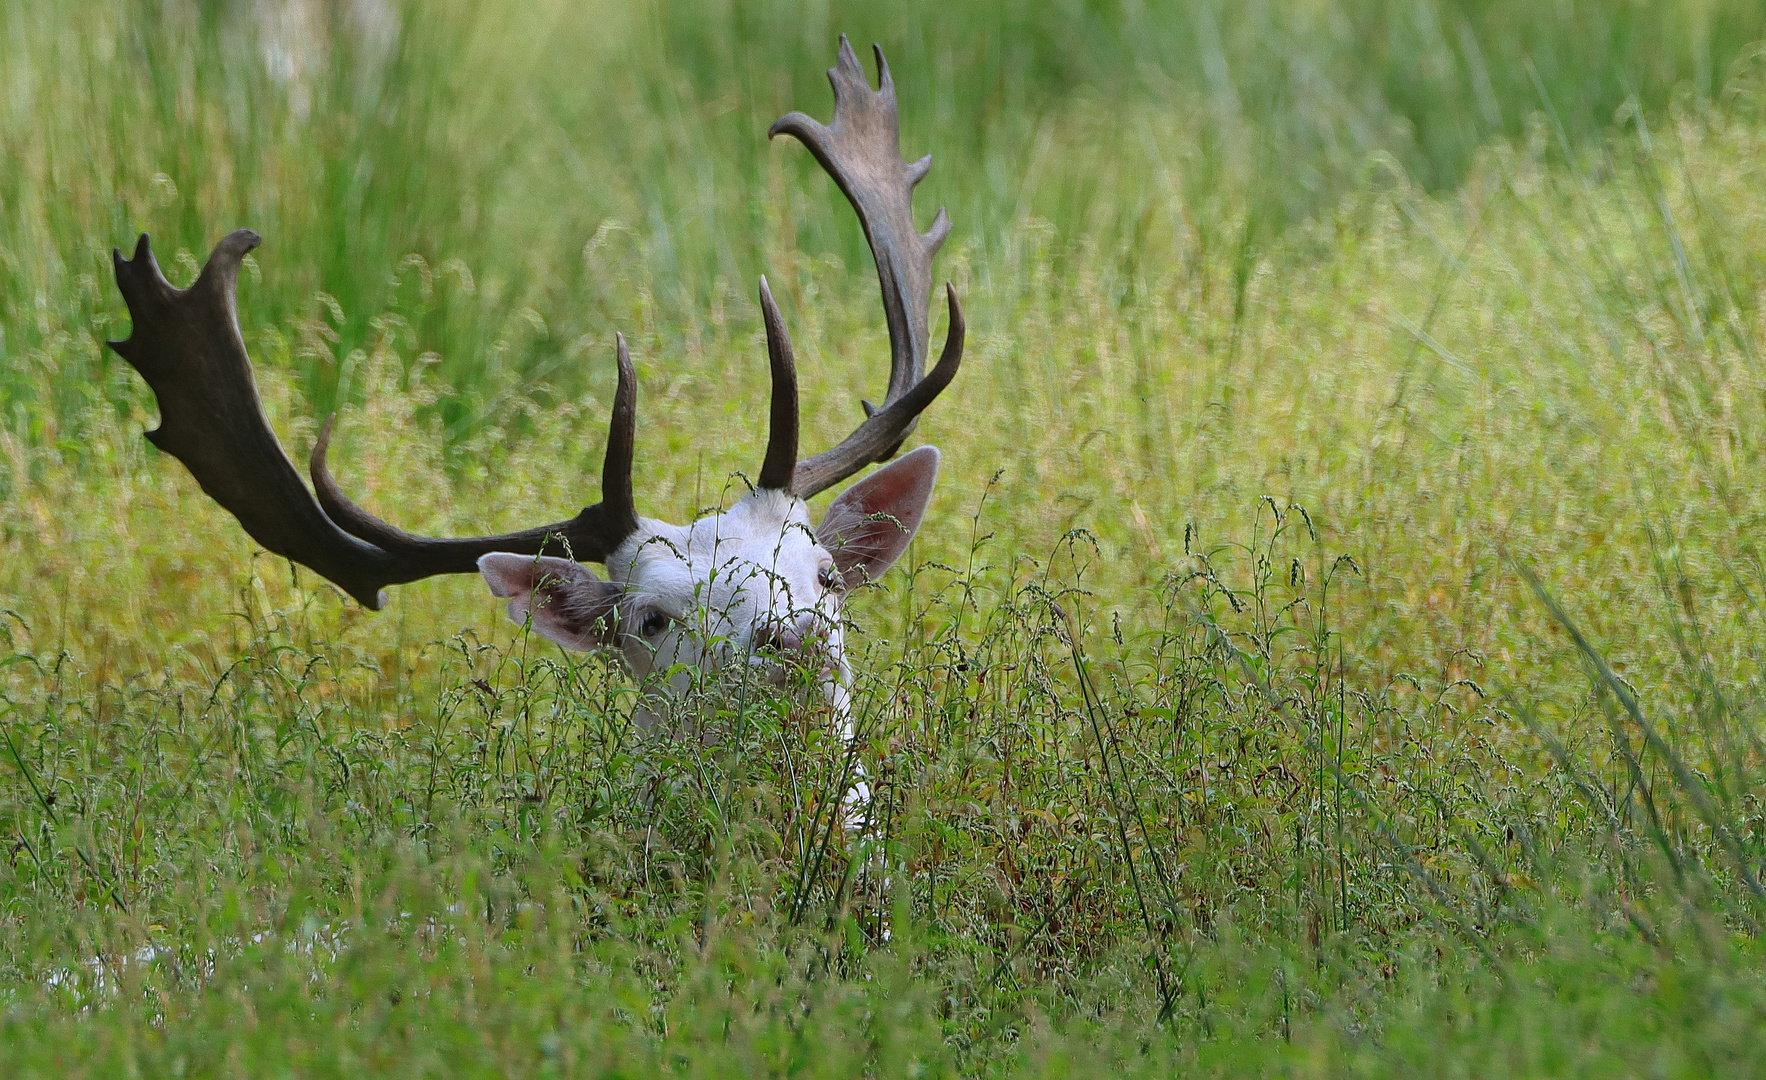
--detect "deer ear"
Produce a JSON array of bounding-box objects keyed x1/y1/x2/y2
[
  {"x1": 815, "y1": 445, "x2": 940, "y2": 589},
  {"x1": 478, "y1": 553, "x2": 622, "y2": 650}
]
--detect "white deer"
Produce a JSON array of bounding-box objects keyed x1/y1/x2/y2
[{"x1": 108, "y1": 38, "x2": 962, "y2": 741}]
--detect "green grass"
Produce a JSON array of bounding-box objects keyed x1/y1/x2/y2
[{"x1": 9, "y1": 0, "x2": 1766, "y2": 1075}]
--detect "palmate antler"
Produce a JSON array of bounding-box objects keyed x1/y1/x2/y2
[
  {"x1": 107, "y1": 37, "x2": 960, "y2": 608},
  {"x1": 108, "y1": 232, "x2": 638, "y2": 610},
  {"x1": 764, "y1": 35, "x2": 964, "y2": 498}
]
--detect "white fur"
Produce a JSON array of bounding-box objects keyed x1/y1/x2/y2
[
  {"x1": 606, "y1": 488, "x2": 849, "y2": 708},
  {"x1": 478, "y1": 446, "x2": 940, "y2": 758}
]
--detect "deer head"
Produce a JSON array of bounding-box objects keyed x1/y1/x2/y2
[{"x1": 107, "y1": 38, "x2": 961, "y2": 707}]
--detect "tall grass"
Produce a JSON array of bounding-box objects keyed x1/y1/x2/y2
[{"x1": 8, "y1": 0, "x2": 1766, "y2": 1075}]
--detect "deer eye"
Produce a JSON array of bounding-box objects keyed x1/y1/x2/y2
[
  {"x1": 818, "y1": 565, "x2": 843, "y2": 592},
  {"x1": 638, "y1": 611, "x2": 673, "y2": 638}
]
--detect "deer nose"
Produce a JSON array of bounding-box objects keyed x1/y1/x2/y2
[{"x1": 754, "y1": 613, "x2": 827, "y2": 656}]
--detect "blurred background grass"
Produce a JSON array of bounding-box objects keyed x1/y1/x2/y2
[
  {"x1": 10, "y1": 0, "x2": 1766, "y2": 1075},
  {"x1": 9, "y1": 0, "x2": 1766, "y2": 417}
]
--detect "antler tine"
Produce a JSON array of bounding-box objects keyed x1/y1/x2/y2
[
  {"x1": 756, "y1": 276, "x2": 800, "y2": 493},
  {"x1": 111, "y1": 231, "x2": 642, "y2": 610},
  {"x1": 599, "y1": 332, "x2": 640, "y2": 535},
  {"x1": 792, "y1": 284, "x2": 962, "y2": 498},
  {"x1": 769, "y1": 36, "x2": 963, "y2": 497},
  {"x1": 309, "y1": 335, "x2": 641, "y2": 567}
]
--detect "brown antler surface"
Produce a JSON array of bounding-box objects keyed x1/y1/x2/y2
[
  {"x1": 755, "y1": 277, "x2": 800, "y2": 493},
  {"x1": 308, "y1": 334, "x2": 640, "y2": 571},
  {"x1": 769, "y1": 35, "x2": 964, "y2": 497},
  {"x1": 109, "y1": 231, "x2": 640, "y2": 610}
]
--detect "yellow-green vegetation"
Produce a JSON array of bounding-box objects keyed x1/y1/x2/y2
[{"x1": 8, "y1": 1, "x2": 1766, "y2": 1075}]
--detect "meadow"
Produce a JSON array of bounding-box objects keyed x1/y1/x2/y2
[{"x1": 7, "y1": 0, "x2": 1766, "y2": 1074}]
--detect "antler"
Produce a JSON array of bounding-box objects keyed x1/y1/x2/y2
[
  {"x1": 109, "y1": 40, "x2": 960, "y2": 607},
  {"x1": 766, "y1": 35, "x2": 965, "y2": 498},
  {"x1": 755, "y1": 276, "x2": 800, "y2": 493},
  {"x1": 109, "y1": 231, "x2": 640, "y2": 609}
]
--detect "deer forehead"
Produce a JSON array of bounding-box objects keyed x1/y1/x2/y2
[{"x1": 609, "y1": 489, "x2": 828, "y2": 613}]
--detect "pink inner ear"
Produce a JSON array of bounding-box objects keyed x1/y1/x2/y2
[
  {"x1": 477, "y1": 553, "x2": 621, "y2": 651},
  {"x1": 815, "y1": 445, "x2": 940, "y2": 587}
]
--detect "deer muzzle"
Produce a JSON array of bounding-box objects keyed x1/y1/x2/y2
[{"x1": 752, "y1": 612, "x2": 837, "y2": 665}]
